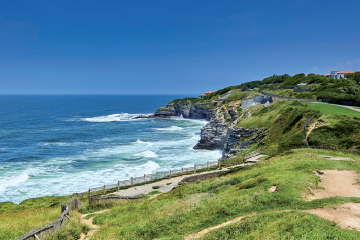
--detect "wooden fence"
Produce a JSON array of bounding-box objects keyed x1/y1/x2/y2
[
  {"x1": 17, "y1": 204, "x2": 70, "y2": 240},
  {"x1": 303, "y1": 112, "x2": 318, "y2": 139},
  {"x1": 87, "y1": 160, "x2": 221, "y2": 205},
  {"x1": 243, "y1": 149, "x2": 261, "y2": 162},
  {"x1": 86, "y1": 149, "x2": 266, "y2": 206}
]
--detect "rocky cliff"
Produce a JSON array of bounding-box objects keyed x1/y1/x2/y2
[
  {"x1": 154, "y1": 102, "x2": 213, "y2": 119},
  {"x1": 154, "y1": 99, "x2": 266, "y2": 155}
]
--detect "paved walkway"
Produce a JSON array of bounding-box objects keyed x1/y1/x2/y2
[
  {"x1": 245, "y1": 154, "x2": 267, "y2": 163},
  {"x1": 110, "y1": 162, "x2": 258, "y2": 198}
]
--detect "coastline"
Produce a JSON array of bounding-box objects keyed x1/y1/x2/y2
[{"x1": 1, "y1": 99, "x2": 222, "y2": 205}]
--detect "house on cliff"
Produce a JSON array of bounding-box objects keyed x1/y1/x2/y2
[
  {"x1": 324, "y1": 70, "x2": 354, "y2": 79},
  {"x1": 199, "y1": 91, "x2": 214, "y2": 98}
]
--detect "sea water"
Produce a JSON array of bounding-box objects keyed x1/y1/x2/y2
[{"x1": 0, "y1": 95, "x2": 221, "y2": 204}]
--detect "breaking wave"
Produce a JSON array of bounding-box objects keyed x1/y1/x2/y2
[{"x1": 80, "y1": 113, "x2": 151, "y2": 122}]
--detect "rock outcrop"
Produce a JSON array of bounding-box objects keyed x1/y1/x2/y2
[
  {"x1": 193, "y1": 118, "x2": 229, "y2": 150},
  {"x1": 154, "y1": 98, "x2": 266, "y2": 155},
  {"x1": 153, "y1": 104, "x2": 177, "y2": 118},
  {"x1": 154, "y1": 103, "x2": 212, "y2": 119}
]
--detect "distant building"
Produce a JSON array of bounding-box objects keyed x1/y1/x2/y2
[
  {"x1": 297, "y1": 82, "x2": 308, "y2": 86},
  {"x1": 199, "y1": 91, "x2": 214, "y2": 98},
  {"x1": 324, "y1": 71, "x2": 355, "y2": 79}
]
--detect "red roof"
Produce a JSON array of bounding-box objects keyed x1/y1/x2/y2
[
  {"x1": 331, "y1": 70, "x2": 339, "y2": 72},
  {"x1": 205, "y1": 91, "x2": 214, "y2": 94},
  {"x1": 200, "y1": 94, "x2": 205, "y2": 96},
  {"x1": 324, "y1": 74, "x2": 331, "y2": 76},
  {"x1": 338, "y1": 71, "x2": 355, "y2": 74}
]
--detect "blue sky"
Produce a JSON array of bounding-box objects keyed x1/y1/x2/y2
[{"x1": 1, "y1": 0, "x2": 359, "y2": 94}]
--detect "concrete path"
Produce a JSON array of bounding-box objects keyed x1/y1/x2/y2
[
  {"x1": 245, "y1": 154, "x2": 267, "y2": 163},
  {"x1": 110, "y1": 163, "x2": 256, "y2": 198}
]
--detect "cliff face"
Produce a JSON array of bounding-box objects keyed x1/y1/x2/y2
[
  {"x1": 154, "y1": 101, "x2": 229, "y2": 150},
  {"x1": 193, "y1": 118, "x2": 229, "y2": 150},
  {"x1": 154, "y1": 102, "x2": 212, "y2": 119},
  {"x1": 154, "y1": 100, "x2": 265, "y2": 154}
]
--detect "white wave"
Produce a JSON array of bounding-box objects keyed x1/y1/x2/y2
[
  {"x1": 81, "y1": 113, "x2": 152, "y2": 122},
  {"x1": 0, "y1": 173, "x2": 29, "y2": 193},
  {"x1": 153, "y1": 126, "x2": 184, "y2": 131},
  {"x1": 134, "y1": 139, "x2": 154, "y2": 147},
  {"x1": 119, "y1": 160, "x2": 160, "y2": 175},
  {"x1": 135, "y1": 150, "x2": 158, "y2": 158}
]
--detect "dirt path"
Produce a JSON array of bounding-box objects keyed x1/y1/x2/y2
[
  {"x1": 307, "y1": 170, "x2": 360, "y2": 200},
  {"x1": 303, "y1": 170, "x2": 360, "y2": 231},
  {"x1": 79, "y1": 209, "x2": 109, "y2": 240},
  {"x1": 184, "y1": 214, "x2": 254, "y2": 240},
  {"x1": 185, "y1": 170, "x2": 360, "y2": 239},
  {"x1": 305, "y1": 203, "x2": 360, "y2": 231}
]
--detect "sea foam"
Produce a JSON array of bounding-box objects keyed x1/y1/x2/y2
[
  {"x1": 135, "y1": 150, "x2": 158, "y2": 158},
  {"x1": 153, "y1": 126, "x2": 184, "y2": 131},
  {"x1": 0, "y1": 173, "x2": 29, "y2": 193},
  {"x1": 81, "y1": 113, "x2": 151, "y2": 122}
]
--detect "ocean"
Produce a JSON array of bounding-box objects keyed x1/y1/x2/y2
[{"x1": 0, "y1": 95, "x2": 221, "y2": 204}]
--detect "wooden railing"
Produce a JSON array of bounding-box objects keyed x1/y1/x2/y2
[{"x1": 17, "y1": 204, "x2": 70, "y2": 240}]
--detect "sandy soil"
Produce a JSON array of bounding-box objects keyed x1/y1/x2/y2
[
  {"x1": 307, "y1": 170, "x2": 360, "y2": 200},
  {"x1": 305, "y1": 203, "x2": 360, "y2": 231},
  {"x1": 79, "y1": 209, "x2": 109, "y2": 240},
  {"x1": 318, "y1": 155, "x2": 355, "y2": 161}
]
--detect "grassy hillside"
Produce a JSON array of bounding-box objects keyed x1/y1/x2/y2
[
  {"x1": 0, "y1": 195, "x2": 88, "y2": 240},
  {"x1": 82, "y1": 149, "x2": 360, "y2": 239}
]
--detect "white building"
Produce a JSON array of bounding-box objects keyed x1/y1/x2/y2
[{"x1": 324, "y1": 70, "x2": 354, "y2": 79}]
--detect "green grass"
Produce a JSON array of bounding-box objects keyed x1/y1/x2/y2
[
  {"x1": 0, "y1": 194, "x2": 80, "y2": 240},
  {"x1": 0, "y1": 207, "x2": 60, "y2": 240},
  {"x1": 238, "y1": 100, "x2": 314, "y2": 149},
  {"x1": 90, "y1": 149, "x2": 360, "y2": 239},
  {"x1": 200, "y1": 211, "x2": 360, "y2": 239},
  {"x1": 44, "y1": 211, "x2": 88, "y2": 240},
  {"x1": 148, "y1": 190, "x2": 161, "y2": 195},
  {"x1": 302, "y1": 102, "x2": 360, "y2": 117}
]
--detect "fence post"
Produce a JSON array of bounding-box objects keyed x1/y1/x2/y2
[
  {"x1": 182, "y1": 167, "x2": 184, "y2": 175},
  {"x1": 117, "y1": 181, "x2": 120, "y2": 190},
  {"x1": 103, "y1": 185, "x2": 106, "y2": 195},
  {"x1": 170, "y1": 170, "x2": 172, "y2": 178},
  {"x1": 88, "y1": 188, "x2": 91, "y2": 207},
  {"x1": 207, "y1": 161, "x2": 209, "y2": 169},
  {"x1": 156, "y1": 172, "x2": 158, "y2": 179},
  {"x1": 194, "y1": 164, "x2": 197, "y2": 173},
  {"x1": 131, "y1": 177, "x2": 133, "y2": 186}
]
